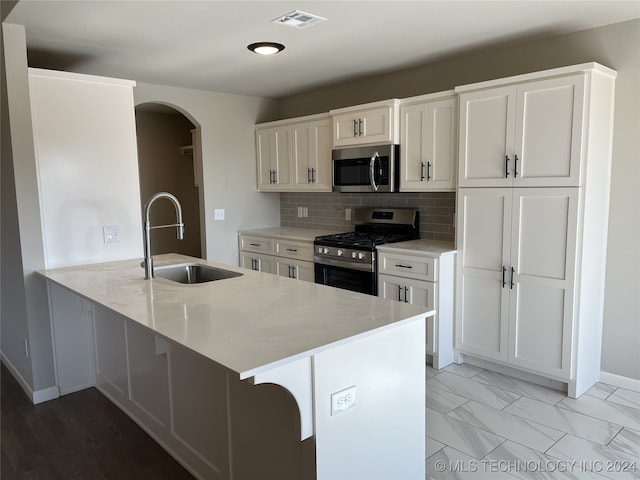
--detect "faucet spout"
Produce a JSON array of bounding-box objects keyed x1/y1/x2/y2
[{"x1": 143, "y1": 192, "x2": 184, "y2": 279}]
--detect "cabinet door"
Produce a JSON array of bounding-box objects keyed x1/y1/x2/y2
[
  {"x1": 513, "y1": 75, "x2": 585, "y2": 187},
  {"x1": 456, "y1": 188, "x2": 511, "y2": 361},
  {"x1": 256, "y1": 126, "x2": 291, "y2": 190},
  {"x1": 292, "y1": 118, "x2": 332, "y2": 191},
  {"x1": 93, "y1": 304, "x2": 129, "y2": 400},
  {"x1": 275, "y1": 258, "x2": 314, "y2": 282},
  {"x1": 126, "y1": 322, "x2": 170, "y2": 429},
  {"x1": 400, "y1": 98, "x2": 457, "y2": 191},
  {"x1": 458, "y1": 86, "x2": 516, "y2": 187},
  {"x1": 240, "y1": 252, "x2": 275, "y2": 274},
  {"x1": 508, "y1": 188, "x2": 577, "y2": 378},
  {"x1": 379, "y1": 274, "x2": 437, "y2": 355},
  {"x1": 333, "y1": 106, "x2": 394, "y2": 147}
]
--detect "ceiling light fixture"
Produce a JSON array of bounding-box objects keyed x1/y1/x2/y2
[{"x1": 247, "y1": 42, "x2": 285, "y2": 55}]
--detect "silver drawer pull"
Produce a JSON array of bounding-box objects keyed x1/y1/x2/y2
[
  {"x1": 395, "y1": 264, "x2": 413, "y2": 269},
  {"x1": 286, "y1": 248, "x2": 298, "y2": 252},
  {"x1": 249, "y1": 243, "x2": 260, "y2": 247}
]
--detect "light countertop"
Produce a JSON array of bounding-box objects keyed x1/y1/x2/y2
[
  {"x1": 238, "y1": 226, "x2": 347, "y2": 242},
  {"x1": 377, "y1": 239, "x2": 457, "y2": 256},
  {"x1": 38, "y1": 254, "x2": 433, "y2": 380}
]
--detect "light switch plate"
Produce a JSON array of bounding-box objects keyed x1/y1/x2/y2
[{"x1": 214, "y1": 209, "x2": 225, "y2": 221}]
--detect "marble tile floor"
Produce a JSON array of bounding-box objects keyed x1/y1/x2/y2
[{"x1": 425, "y1": 363, "x2": 640, "y2": 479}]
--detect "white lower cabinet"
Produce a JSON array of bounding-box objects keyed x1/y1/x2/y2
[
  {"x1": 240, "y1": 252, "x2": 275, "y2": 274},
  {"x1": 238, "y1": 231, "x2": 317, "y2": 283},
  {"x1": 377, "y1": 242, "x2": 456, "y2": 369},
  {"x1": 276, "y1": 258, "x2": 314, "y2": 282},
  {"x1": 457, "y1": 187, "x2": 578, "y2": 380}
]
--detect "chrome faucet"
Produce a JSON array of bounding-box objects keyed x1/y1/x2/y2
[{"x1": 142, "y1": 192, "x2": 184, "y2": 279}]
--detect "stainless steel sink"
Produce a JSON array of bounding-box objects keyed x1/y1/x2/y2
[{"x1": 154, "y1": 263, "x2": 243, "y2": 284}]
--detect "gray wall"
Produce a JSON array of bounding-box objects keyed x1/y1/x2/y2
[
  {"x1": 1, "y1": 22, "x2": 56, "y2": 394},
  {"x1": 275, "y1": 20, "x2": 640, "y2": 382},
  {"x1": 281, "y1": 192, "x2": 455, "y2": 241}
]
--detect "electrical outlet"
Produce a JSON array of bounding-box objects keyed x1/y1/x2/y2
[
  {"x1": 214, "y1": 209, "x2": 225, "y2": 221},
  {"x1": 302, "y1": 207, "x2": 308, "y2": 217},
  {"x1": 331, "y1": 385, "x2": 356, "y2": 416},
  {"x1": 103, "y1": 225, "x2": 120, "y2": 243},
  {"x1": 345, "y1": 208, "x2": 352, "y2": 221},
  {"x1": 297, "y1": 206, "x2": 303, "y2": 218}
]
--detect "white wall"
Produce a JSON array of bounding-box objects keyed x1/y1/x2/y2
[
  {"x1": 133, "y1": 84, "x2": 280, "y2": 266},
  {"x1": 28, "y1": 69, "x2": 144, "y2": 268}
]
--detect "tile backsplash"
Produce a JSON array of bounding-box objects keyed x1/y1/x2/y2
[{"x1": 280, "y1": 191, "x2": 456, "y2": 242}]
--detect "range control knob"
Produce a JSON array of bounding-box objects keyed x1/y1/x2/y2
[
  {"x1": 351, "y1": 251, "x2": 357, "y2": 259},
  {"x1": 358, "y1": 252, "x2": 366, "y2": 260},
  {"x1": 323, "y1": 247, "x2": 330, "y2": 254},
  {"x1": 337, "y1": 249, "x2": 344, "y2": 256}
]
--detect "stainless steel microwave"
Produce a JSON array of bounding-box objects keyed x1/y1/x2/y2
[{"x1": 332, "y1": 144, "x2": 400, "y2": 193}]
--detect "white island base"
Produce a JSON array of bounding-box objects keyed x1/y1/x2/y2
[{"x1": 40, "y1": 255, "x2": 431, "y2": 480}]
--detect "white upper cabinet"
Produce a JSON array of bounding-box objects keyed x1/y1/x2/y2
[
  {"x1": 399, "y1": 92, "x2": 457, "y2": 191},
  {"x1": 292, "y1": 117, "x2": 332, "y2": 191},
  {"x1": 256, "y1": 114, "x2": 331, "y2": 192},
  {"x1": 330, "y1": 99, "x2": 399, "y2": 147},
  {"x1": 458, "y1": 74, "x2": 585, "y2": 187},
  {"x1": 256, "y1": 125, "x2": 293, "y2": 190}
]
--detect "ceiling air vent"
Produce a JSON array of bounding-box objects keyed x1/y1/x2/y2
[{"x1": 272, "y1": 10, "x2": 326, "y2": 29}]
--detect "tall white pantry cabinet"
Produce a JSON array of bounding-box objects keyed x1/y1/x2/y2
[{"x1": 454, "y1": 63, "x2": 616, "y2": 398}]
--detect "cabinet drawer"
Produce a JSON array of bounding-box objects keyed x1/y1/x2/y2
[
  {"x1": 275, "y1": 239, "x2": 314, "y2": 262},
  {"x1": 239, "y1": 235, "x2": 274, "y2": 255},
  {"x1": 379, "y1": 252, "x2": 436, "y2": 282}
]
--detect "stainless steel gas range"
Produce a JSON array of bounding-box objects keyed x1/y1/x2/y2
[{"x1": 314, "y1": 208, "x2": 419, "y2": 295}]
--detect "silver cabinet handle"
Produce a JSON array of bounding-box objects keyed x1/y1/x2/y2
[
  {"x1": 353, "y1": 118, "x2": 358, "y2": 137},
  {"x1": 426, "y1": 161, "x2": 432, "y2": 181},
  {"x1": 502, "y1": 266, "x2": 506, "y2": 288},
  {"x1": 395, "y1": 264, "x2": 413, "y2": 269},
  {"x1": 420, "y1": 161, "x2": 426, "y2": 181},
  {"x1": 510, "y1": 267, "x2": 515, "y2": 289},
  {"x1": 249, "y1": 243, "x2": 260, "y2": 247},
  {"x1": 358, "y1": 118, "x2": 364, "y2": 137},
  {"x1": 311, "y1": 168, "x2": 316, "y2": 183},
  {"x1": 398, "y1": 285, "x2": 403, "y2": 302},
  {"x1": 505, "y1": 156, "x2": 510, "y2": 178},
  {"x1": 514, "y1": 154, "x2": 519, "y2": 178},
  {"x1": 404, "y1": 286, "x2": 409, "y2": 303},
  {"x1": 286, "y1": 248, "x2": 298, "y2": 252}
]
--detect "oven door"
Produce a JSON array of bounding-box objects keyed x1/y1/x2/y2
[{"x1": 314, "y1": 260, "x2": 376, "y2": 295}]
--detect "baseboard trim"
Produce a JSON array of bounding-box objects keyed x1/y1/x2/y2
[
  {"x1": 1, "y1": 353, "x2": 60, "y2": 404},
  {"x1": 600, "y1": 371, "x2": 640, "y2": 392}
]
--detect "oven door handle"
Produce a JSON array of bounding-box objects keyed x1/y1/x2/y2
[
  {"x1": 370, "y1": 151, "x2": 380, "y2": 192},
  {"x1": 314, "y1": 257, "x2": 374, "y2": 273}
]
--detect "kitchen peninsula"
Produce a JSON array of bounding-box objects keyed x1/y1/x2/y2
[{"x1": 38, "y1": 253, "x2": 433, "y2": 480}]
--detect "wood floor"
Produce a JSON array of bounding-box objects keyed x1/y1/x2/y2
[{"x1": 1, "y1": 363, "x2": 195, "y2": 479}]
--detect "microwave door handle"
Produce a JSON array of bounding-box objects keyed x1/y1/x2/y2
[{"x1": 370, "y1": 151, "x2": 380, "y2": 192}]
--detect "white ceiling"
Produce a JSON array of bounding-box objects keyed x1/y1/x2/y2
[{"x1": 6, "y1": 0, "x2": 640, "y2": 98}]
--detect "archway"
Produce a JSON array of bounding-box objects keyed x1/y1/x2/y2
[{"x1": 135, "y1": 103, "x2": 204, "y2": 258}]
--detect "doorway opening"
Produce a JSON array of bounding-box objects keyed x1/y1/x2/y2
[{"x1": 135, "y1": 103, "x2": 204, "y2": 258}]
